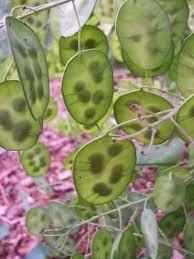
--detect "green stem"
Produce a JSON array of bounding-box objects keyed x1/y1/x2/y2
[{"x1": 0, "y1": 0, "x2": 72, "y2": 28}]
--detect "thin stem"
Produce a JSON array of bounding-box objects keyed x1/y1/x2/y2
[
  {"x1": 142, "y1": 86, "x2": 185, "y2": 101},
  {"x1": 52, "y1": 197, "x2": 149, "y2": 235},
  {"x1": 0, "y1": 0, "x2": 72, "y2": 29},
  {"x1": 72, "y1": 0, "x2": 81, "y2": 53},
  {"x1": 104, "y1": 108, "x2": 174, "y2": 136},
  {"x1": 171, "y1": 117, "x2": 194, "y2": 144},
  {"x1": 88, "y1": 222, "x2": 120, "y2": 232}
]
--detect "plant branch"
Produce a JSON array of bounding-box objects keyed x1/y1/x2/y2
[{"x1": 0, "y1": 0, "x2": 72, "y2": 29}]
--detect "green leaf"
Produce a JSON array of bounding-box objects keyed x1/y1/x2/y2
[
  {"x1": 6, "y1": 16, "x2": 49, "y2": 120},
  {"x1": 21, "y1": 142, "x2": 51, "y2": 177},
  {"x1": 159, "y1": 208, "x2": 186, "y2": 238},
  {"x1": 0, "y1": 80, "x2": 41, "y2": 151},
  {"x1": 184, "y1": 183, "x2": 194, "y2": 213},
  {"x1": 25, "y1": 206, "x2": 51, "y2": 236},
  {"x1": 62, "y1": 49, "x2": 114, "y2": 126},
  {"x1": 91, "y1": 229, "x2": 112, "y2": 259},
  {"x1": 141, "y1": 209, "x2": 158, "y2": 259},
  {"x1": 59, "y1": 25, "x2": 109, "y2": 66},
  {"x1": 153, "y1": 173, "x2": 186, "y2": 212},
  {"x1": 73, "y1": 136, "x2": 136, "y2": 204},
  {"x1": 184, "y1": 218, "x2": 194, "y2": 253},
  {"x1": 118, "y1": 226, "x2": 138, "y2": 259},
  {"x1": 114, "y1": 89, "x2": 175, "y2": 145}
]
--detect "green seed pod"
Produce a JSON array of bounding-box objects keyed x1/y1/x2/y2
[
  {"x1": 48, "y1": 200, "x2": 78, "y2": 227},
  {"x1": 176, "y1": 95, "x2": 194, "y2": 143},
  {"x1": 116, "y1": 0, "x2": 173, "y2": 74},
  {"x1": 114, "y1": 89, "x2": 175, "y2": 145},
  {"x1": 64, "y1": 149, "x2": 78, "y2": 171},
  {"x1": 21, "y1": 142, "x2": 51, "y2": 177},
  {"x1": 25, "y1": 206, "x2": 51, "y2": 236},
  {"x1": 153, "y1": 173, "x2": 186, "y2": 212},
  {"x1": 159, "y1": 208, "x2": 186, "y2": 238},
  {"x1": 73, "y1": 136, "x2": 136, "y2": 204},
  {"x1": 158, "y1": 0, "x2": 189, "y2": 54},
  {"x1": 43, "y1": 97, "x2": 58, "y2": 122},
  {"x1": 59, "y1": 25, "x2": 109, "y2": 66},
  {"x1": 92, "y1": 229, "x2": 112, "y2": 259},
  {"x1": 0, "y1": 80, "x2": 41, "y2": 151},
  {"x1": 62, "y1": 49, "x2": 114, "y2": 126},
  {"x1": 72, "y1": 197, "x2": 97, "y2": 220},
  {"x1": 176, "y1": 34, "x2": 194, "y2": 98},
  {"x1": 6, "y1": 16, "x2": 49, "y2": 120}
]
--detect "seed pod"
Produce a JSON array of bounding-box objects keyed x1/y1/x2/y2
[
  {"x1": 114, "y1": 89, "x2": 175, "y2": 145},
  {"x1": 0, "y1": 80, "x2": 41, "y2": 151},
  {"x1": 73, "y1": 136, "x2": 136, "y2": 204},
  {"x1": 62, "y1": 49, "x2": 114, "y2": 126},
  {"x1": 21, "y1": 142, "x2": 51, "y2": 177},
  {"x1": 6, "y1": 16, "x2": 49, "y2": 120}
]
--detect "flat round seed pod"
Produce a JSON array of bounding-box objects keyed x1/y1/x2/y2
[
  {"x1": 158, "y1": 0, "x2": 189, "y2": 54},
  {"x1": 73, "y1": 136, "x2": 136, "y2": 204},
  {"x1": 176, "y1": 95, "x2": 194, "y2": 142},
  {"x1": 21, "y1": 142, "x2": 51, "y2": 177},
  {"x1": 116, "y1": 0, "x2": 172, "y2": 70},
  {"x1": 122, "y1": 44, "x2": 174, "y2": 77},
  {"x1": 118, "y1": 226, "x2": 138, "y2": 259},
  {"x1": 6, "y1": 16, "x2": 49, "y2": 120},
  {"x1": 71, "y1": 253, "x2": 84, "y2": 259},
  {"x1": 12, "y1": 0, "x2": 48, "y2": 42},
  {"x1": 44, "y1": 97, "x2": 58, "y2": 122},
  {"x1": 176, "y1": 34, "x2": 194, "y2": 98},
  {"x1": 0, "y1": 80, "x2": 41, "y2": 151},
  {"x1": 184, "y1": 218, "x2": 194, "y2": 253},
  {"x1": 59, "y1": 25, "x2": 109, "y2": 66},
  {"x1": 43, "y1": 228, "x2": 75, "y2": 254},
  {"x1": 114, "y1": 90, "x2": 175, "y2": 145},
  {"x1": 92, "y1": 229, "x2": 112, "y2": 259},
  {"x1": 185, "y1": 183, "x2": 194, "y2": 213},
  {"x1": 72, "y1": 197, "x2": 97, "y2": 220},
  {"x1": 153, "y1": 174, "x2": 186, "y2": 212},
  {"x1": 162, "y1": 166, "x2": 190, "y2": 180},
  {"x1": 62, "y1": 49, "x2": 114, "y2": 126},
  {"x1": 25, "y1": 206, "x2": 51, "y2": 236},
  {"x1": 159, "y1": 208, "x2": 186, "y2": 238},
  {"x1": 64, "y1": 149, "x2": 78, "y2": 171},
  {"x1": 48, "y1": 200, "x2": 78, "y2": 227}
]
